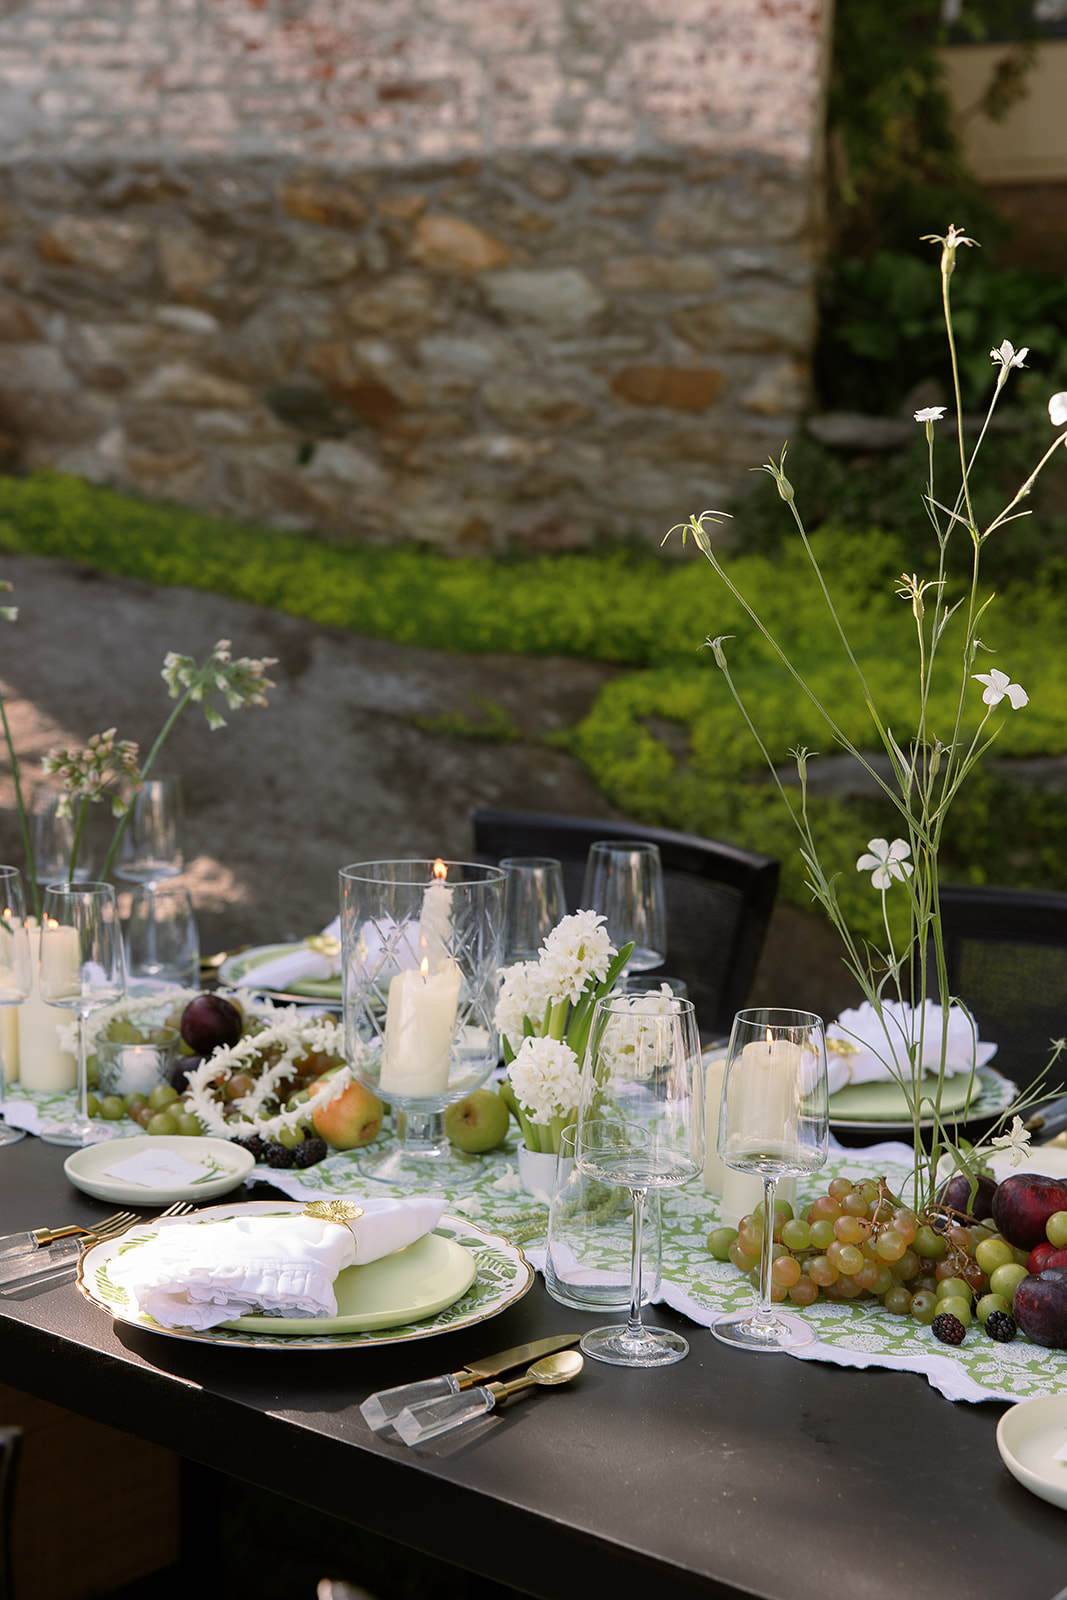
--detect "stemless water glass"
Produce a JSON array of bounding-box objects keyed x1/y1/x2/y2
[
  {"x1": 581, "y1": 841, "x2": 666, "y2": 974},
  {"x1": 712, "y1": 1008, "x2": 829, "y2": 1354},
  {"x1": 575, "y1": 993, "x2": 704, "y2": 1366},
  {"x1": 114, "y1": 776, "x2": 184, "y2": 886},
  {"x1": 499, "y1": 857, "x2": 567, "y2": 965},
  {"x1": 0, "y1": 867, "x2": 31, "y2": 1147},
  {"x1": 38, "y1": 882, "x2": 127, "y2": 1147}
]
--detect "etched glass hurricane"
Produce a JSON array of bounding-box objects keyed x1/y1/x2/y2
[{"x1": 340, "y1": 860, "x2": 506, "y2": 1185}]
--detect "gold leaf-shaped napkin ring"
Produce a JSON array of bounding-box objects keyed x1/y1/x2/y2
[
  {"x1": 303, "y1": 1199, "x2": 365, "y2": 1250},
  {"x1": 305, "y1": 933, "x2": 342, "y2": 963},
  {"x1": 827, "y1": 1036, "x2": 860, "y2": 1085}
]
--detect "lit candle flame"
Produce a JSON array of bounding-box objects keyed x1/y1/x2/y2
[
  {"x1": 432, "y1": 858, "x2": 448, "y2": 882},
  {"x1": 766, "y1": 1027, "x2": 774, "y2": 1052},
  {"x1": 420, "y1": 957, "x2": 430, "y2": 979}
]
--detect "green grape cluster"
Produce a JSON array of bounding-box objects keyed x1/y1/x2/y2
[{"x1": 707, "y1": 1175, "x2": 1031, "y2": 1330}]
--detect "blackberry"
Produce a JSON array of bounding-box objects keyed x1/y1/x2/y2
[
  {"x1": 263, "y1": 1141, "x2": 296, "y2": 1169},
  {"x1": 293, "y1": 1137, "x2": 328, "y2": 1168},
  {"x1": 231, "y1": 1134, "x2": 267, "y2": 1161},
  {"x1": 985, "y1": 1310, "x2": 1018, "y2": 1343},
  {"x1": 931, "y1": 1312, "x2": 967, "y2": 1346}
]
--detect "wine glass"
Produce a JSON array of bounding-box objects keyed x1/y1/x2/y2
[
  {"x1": 114, "y1": 776, "x2": 184, "y2": 886},
  {"x1": 0, "y1": 866, "x2": 32, "y2": 1148},
  {"x1": 32, "y1": 789, "x2": 94, "y2": 885},
  {"x1": 574, "y1": 993, "x2": 704, "y2": 1366},
  {"x1": 38, "y1": 882, "x2": 127, "y2": 1147},
  {"x1": 712, "y1": 1008, "x2": 829, "y2": 1354},
  {"x1": 499, "y1": 857, "x2": 566, "y2": 965},
  {"x1": 581, "y1": 841, "x2": 666, "y2": 974},
  {"x1": 126, "y1": 882, "x2": 200, "y2": 993}
]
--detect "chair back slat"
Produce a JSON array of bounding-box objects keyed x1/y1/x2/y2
[
  {"x1": 939, "y1": 884, "x2": 1067, "y2": 1095},
  {"x1": 472, "y1": 808, "x2": 778, "y2": 1037}
]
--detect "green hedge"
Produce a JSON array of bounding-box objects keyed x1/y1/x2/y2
[{"x1": 2, "y1": 471, "x2": 1066, "y2": 945}]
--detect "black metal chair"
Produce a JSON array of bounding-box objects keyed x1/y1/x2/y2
[
  {"x1": 938, "y1": 883, "x2": 1067, "y2": 1097},
  {"x1": 471, "y1": 808, "x2": 779, "y2": 1038}
]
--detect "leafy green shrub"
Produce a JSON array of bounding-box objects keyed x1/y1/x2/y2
[{"x1": 2, "y1": 470, "x2": 1065, "y2": 943}]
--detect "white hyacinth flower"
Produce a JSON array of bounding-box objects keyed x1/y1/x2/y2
[
  {"x1": 856, "y1": 838, "x2": 913, "y2": 890},
  {"x1": 972, "y1": 668, "x2": 1029, "y2": 709}
]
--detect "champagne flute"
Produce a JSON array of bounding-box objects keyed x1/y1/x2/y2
[
  {"x1": 38, "y1": 882, "x2": 127, "y2": 1147},
  {"x1": 575, "y1": 994, "x2": 704, "y2": 1366},
  {"x1": 581, "y1": 841, "x2": 666, "y2": 974},
  {"x1": 712, "y1": 1008, "x2": 829, "y2": 1354},
  {"x1": 0, "y1": 867, "x2": 32, "y2": 1147}
]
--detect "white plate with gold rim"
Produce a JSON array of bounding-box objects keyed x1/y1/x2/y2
[
  {"x1": 77, "y1": 1201, "x2": 533, "y2": 1349},
  {"x1": 828, "y1": 1067, "x2": 1015, "y2": 1130}
]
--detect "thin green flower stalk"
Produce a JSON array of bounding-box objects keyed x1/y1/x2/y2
[
  {"x1": 97, "y1": 640, "x2": 276, "y2": 880},
  {"x1": 668, "y1": 226, "x2": 1066, "y2": 1209}
]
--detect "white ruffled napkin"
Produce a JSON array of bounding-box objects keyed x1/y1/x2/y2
[
  {"x1": 826, "y1": 1000, "x2": 997, "y2": 1096},
  {"x1": 250, "y1": 916, "x2": 342, "y2": 991},
  {"x1": 107, "y1": 1195, "x2": 445, "y2": 1331}
]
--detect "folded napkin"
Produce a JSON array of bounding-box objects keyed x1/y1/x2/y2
[
  {"x1": 826, "y1": 1000, "x2": 997, "y2": 1096},
  {"x1": 107, "y1": 1195, "x2": 445, "y2": 1331},
  {"x1": 250, "y1": 917, "x2": 341, "y2": 991}
]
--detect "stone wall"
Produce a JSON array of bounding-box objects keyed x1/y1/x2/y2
[{"x1": 0, "y1": 1, "x2": 830, "y2": 553}]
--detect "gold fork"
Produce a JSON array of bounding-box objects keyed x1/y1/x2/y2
[
  {"x1": 23, "y1": 1209, "x2": 137, "y2": 1246},
  {"x1": 1, "y1": 1204, "x2": 196, "y2": 1293}
]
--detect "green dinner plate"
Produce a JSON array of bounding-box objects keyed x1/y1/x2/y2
[
  {"x1": 828, "y1": 1072, "x2": 975, "y2": 1123},
  {"x1": 226, "y1": 1231, "x2": 476, "y2": 1334}
]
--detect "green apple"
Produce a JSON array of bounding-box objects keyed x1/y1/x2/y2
[
  {"x1": 445, "y1": 1089, "x2": 510, "y2": 1153},
  {"x1": 310, "y1": 1077, "x2": 384, "y2": 1150}
]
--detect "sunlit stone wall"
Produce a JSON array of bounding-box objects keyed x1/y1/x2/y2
[{"x1": 0, "y1": 0, "x2": 830, "y2": 551}]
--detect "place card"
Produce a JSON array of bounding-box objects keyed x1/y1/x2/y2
[{"x1": 103, "y1": 1148, "x2": 214, "y2": 1188}]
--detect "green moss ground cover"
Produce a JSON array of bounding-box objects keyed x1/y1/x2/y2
[{"x1": 1, "y1": 471, "x2": 1065, "y2": 944}]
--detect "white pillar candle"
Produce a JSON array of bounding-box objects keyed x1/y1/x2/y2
[
  {"x1": 18, "y1": 921, "x2": 78, "y2": 1092},
  {"x1": 380, "y1": 958, "x2": 461, "y2": 1098},
  {"x1": 0, "y1": 1008, "x2": 18, "y2": 1083},
  {"x1": 702, "y1": 1052, "x2": 728, "y2": 1197},
  {"x1": 418, "y1": 862, "x2": 454, "y2": 972},
  {"x1": 722, "y1": 1036, "x2": 802, "y2": 1165},
  {"x1": 720, "y1": 1168, "x2": 798, "y2": 1229}
]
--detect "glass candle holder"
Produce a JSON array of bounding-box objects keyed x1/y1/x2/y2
[{"x1": 340, "y1": 860, "x2": 506, "y2": 1185}]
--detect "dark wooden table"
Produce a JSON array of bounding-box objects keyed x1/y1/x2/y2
[{"x1": 3, "y1": 1134, "x2": 1067, "y2": 1600}]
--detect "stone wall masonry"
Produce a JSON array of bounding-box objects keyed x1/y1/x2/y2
[{"x1": 0, "y1": 2, "x2": 829, "y2": 553}]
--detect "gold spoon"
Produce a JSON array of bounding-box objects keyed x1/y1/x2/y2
[{"x1": 394, "y1": 1349, "x2": 583, "y2": 1444}]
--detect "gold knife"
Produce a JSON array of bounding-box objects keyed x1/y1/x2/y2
[{"x1": 359, "y1": 1332, "x2": 582, "y2": 1433}]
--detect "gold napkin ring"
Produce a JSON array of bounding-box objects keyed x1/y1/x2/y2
[{"x1": 302, "y1": 1200, "x2": 365, "y2": 1253}]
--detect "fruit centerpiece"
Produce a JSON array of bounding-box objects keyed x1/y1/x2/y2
[{"x1": 81, "y1": 990, "x2": 383, "y2": 1170}]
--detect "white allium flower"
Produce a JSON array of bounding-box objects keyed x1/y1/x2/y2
[
  {"x1": 507, "y1": 1035, "x2": 582, "y2": 1123},
  {"x1": 1049, "y1": 392, "x2": 1067, "y2": 427},
  {"x1": 988, "y1": 1115, "x2": 1032, "y2": 1168},
  {"x1": 914, "y1": 406, "x2": 946, "y2": 422},
  {"x1": 856, "y1": 838, "x2": 913, "y2": 890},
  {"x1": 539, "y1": 910, "x2": 614, "y2": 1005},
  {"x1": 972, "y1": 668, "x2": 1028, "y2": 709},
  {"x1": 990, "y1": 340, "x2": 1028, "y2": 370}
]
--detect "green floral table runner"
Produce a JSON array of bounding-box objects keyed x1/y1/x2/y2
[{"x1": 12, "y1": 1082, "x2": 1064, "y2": 1405}]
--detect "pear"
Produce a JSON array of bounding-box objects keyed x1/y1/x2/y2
[{"x1": 445, "y1": 1088, "x2": 511, "y2": 1153}]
